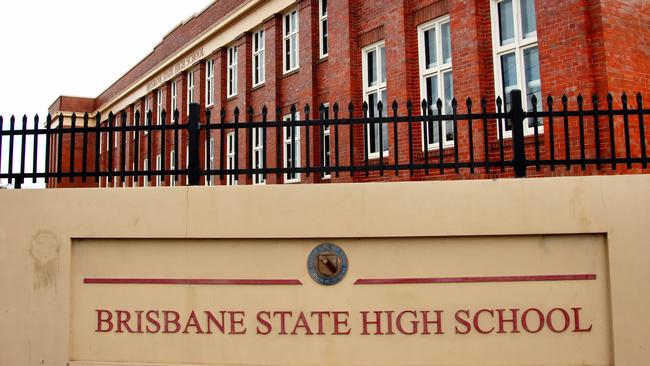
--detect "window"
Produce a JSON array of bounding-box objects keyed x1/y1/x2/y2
[
  {"x1": 132, "y1": 104, "x2": 139, "y2": 140},
  {"x1": 170, "y1": 151, "x2": 176, "y2": 187},
  {"x1": 322, "y1": 104, "x2": 331, "y2": 179},
  {"x1": 252, "y1": 29, "x2": 265, "y2": 87},
  {"x1": 283, "y1": 9, "x2": 299, "y2": 73},
  {"x1": 491, "y1": 0, "x2": 541, "y2": 137},
  {"x1": 144, "y1": 97, "x2": 150, "y2": 134},
  {"x1": 132, "y1": 162, "x2": 137, "y2": 187},
  {"x1": 362, "y1": 42, "x2": 389, "y2": 157},
  {"x1": 283, "y1": 113, "x2": 301, "y2": 183},
  {"x1": 171, "y1": 81, "x2": 178, "y2": 116},
  {"x1": 186, "y1": 145, "x2": 190, "y2": 185},
  {"x1": 156, "y1": 154, "x2": 162, "y2": 187},
  {"x1": 113, "y1": 170, "x2": 117, "y2": 188},
  {"x1": 187, "y1": 71, "x2": 195, "y2": 114},
  {"x1": 252, "y1": 124, "x2": 265, "y2": 185},
  {"x1": 206, "y1": 60, "x2": 214, "y2": 106},
  {"x1": 143, "y1": 158, "x2": 149, "y2": 187},
  {"x1": 226, "y1": 132, "x2": 238, "y2": 186},
  {"x1": 418, "y1": 16, "x2": 454, "y2": 149},
  {"x1": 156, "y1": 89, "x2": 163, "y2": 125},
  {"x1": 319, "y1": 0, "x2": 328, "y2": 58},
  {"x1": 227, "y1": 47, "x2": 238, "y2": 98},
  {"x1": 206, "y1": 137, "x2": 215, "y2": 186}
]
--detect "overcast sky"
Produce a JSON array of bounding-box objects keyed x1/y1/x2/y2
[{"x1": 0, "y1": 0, "x2": 213, "y2": 188}]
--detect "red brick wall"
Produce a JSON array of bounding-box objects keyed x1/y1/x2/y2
[{"x1": 47, "y1": 0, "x2": 650, "y2": 188}]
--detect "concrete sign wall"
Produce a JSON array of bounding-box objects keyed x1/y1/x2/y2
[{"x1": 1, "y1": 176, "x2": 649, "y2": 365}]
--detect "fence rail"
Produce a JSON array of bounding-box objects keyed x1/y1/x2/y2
[{"x1": 0, "y1": 90, "x2": 648, "y2": 188}]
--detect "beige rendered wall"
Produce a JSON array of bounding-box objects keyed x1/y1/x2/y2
[{"x1": 0, "y1": 175, "x2": 649, "y2": 366}]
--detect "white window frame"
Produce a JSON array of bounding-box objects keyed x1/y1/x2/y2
[
  {"x1": 156, "y1": 89, "x2": 163, "y2": 125},
  {"x1": 226, "y1": 132, "x2": 238, "y2": 186},
  {"x1": 206, "y1": 137, "x2": 215, "y2": 186},
  {"x1": 361, "y1": 42, "x2": 389, "y2": 158},
  {"x1": 283, "y1": 112, "x2": 301, "y2": 184},
  {"x1": 113, "y1": 119, "x2": 118, "y2": 149},
  {"x1": 144, "y1": 97, "x2": 150, "y2": 135},
  {"x1": 113, "y1": 170, "x2": 118, "y2": 188},
  {"x1": 227, "y1": 46, "x2": 238, "y2": 98},
  {"x1": 143, "y1": 158, "x2": 149, "y2": 188},
  {"x1": 252, "y1": 28, "x2": 266, "y2": 87},
  {"x1": 156, "y1": 154, "x2": 162, "y2": 187},
  {"x1": 187, "y1": 71, "x2": 195, "y2": 115},
  {"x1": 252, "y1": 124, "x2": 266, "y2": 185},
  {"x1": 319, "y1": 0, "x2": 328, "y2": 58},
  {"x1": 322, "y1": 103, "x2": 331, "y2": 179},
  {"x1": 283, "y1": 9, "x2": 299, "y2": 74},
  {"x1": 170, "y1": 151, "x2": 176, "y2": 187},
  {"x1": 418, "y1": 16, "x2": 455, "y2": 150},
  {"x1": 132, "y1": 104, "x2": 139, "y2": 140},
  {"x1": 206, "y1": 59, "x2": 214, "y2": 106},
  {"x1": 186, "y1": 145, "x2": 190, "y2": 185},
  {"x1": 132, "y1": 162, "x2": 137, "y2": 187},
  {"x1": 490, "y1": 0, "x2": 542, "y2": 138},
  {"x1": 171, "y1": 81, "x2": 178, "y2": 116}
]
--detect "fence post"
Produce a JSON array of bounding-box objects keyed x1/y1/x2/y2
[
  {"x1": 188, "y1": 103, "x2": 201, "y2": 186},
  {"x1": 510, "y1": 89, "x2": 527, "y2": 177}
]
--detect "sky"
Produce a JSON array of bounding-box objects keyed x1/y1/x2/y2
[{"x1": 0, "y1": 0, "x2": 214, "y2": 188}]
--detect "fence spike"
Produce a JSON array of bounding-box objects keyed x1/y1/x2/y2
[
  {"x1": 376, "y1": 100, "x2": 383, "y2": 114},
  {"x1": 592, "y1": 94, "x2": 598, "y2": 107},
  {"x1": 333, "y1": 102, "x2": 339, "y2": 114},
  {"x1": 577, "y1": 94, "x2": 583, "y2": 106},
  {"x1": 304, "y1": 103, "x2": 310, "y2": 116},
  {"x1": 531, "y1": 94, "x2": 538, "y2": 108},
  {"x1": 607, "y1": 93, "x2": 613, "y2": 104},
  {"x1": 466, "y1": 97, "x2": 472, "y2": 109},
  {"x1": 436, "y1": 98, "x2": 443, "y2": 112},
  {"x1": 496, "y1": 96, "x2": 502, "y2": 107},
  {"x1": 348, "y1": 101, "x2": 354, "y2": 114},
  {"x1": 161, "y1": 109, "x2": 166, "y2": 123},
  {"x1": 234, "y1": 106, "x2": 240, "y2": 118},
  {"x1": 481, "y1": 97, "x2": 487, "y2": 109},
  {"x1": 561, "y1": 95, "x2": 568, "y2": 106},
  {"x1": 637, "y1": 92, "x2": 643, "y2": 105},
  {"x1": 261, "y1": 105, "x2": 268, "y2": 118},
  {"x1": 451, "y1": 97, "x2": 458, "y2": 108},
  {"x1": 547, "y1": 95, "x2": 553, "y2": 109},
  {"x1": 621, "y1": 92, "x2": 628, "y2": 104},
  {"x1": 362, "y1": 101, "x2": 368, "y2": 116},
  {"x1": 290, "y1": 104, "x2": 297, "y2": 115},
  {"x1": 392, "y1": 100, "x2": 398, "y2": 114},
  {"x1": 421, "y1": 99, "x2": 428, "y2": 114},
  {"x1": 247, "y1": 106, "x2": 254, "y2": 120},
  {"x1": 406, "y1": 100, "x2": 413, "y2": 113}
]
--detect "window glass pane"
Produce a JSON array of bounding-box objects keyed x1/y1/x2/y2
[
  {"x1": 380, "y1": 46, "x2": 386, "y2": 84},
  {"x1": 441, "y1": 22, "x2": 452, "y2": 64},
  {"x1": 524, "y1": 46, "x2": 542, "y2": 127},
  {"x1": 285, "y1": 39, "x2": 291, "y2": 70},
  {"x1": 322, "y1": 19, "x2": 328, "y2": 55},
  {"x1": 291, "y1": 12, "x2": 297, "y2": 32},
  {"x1": 425, "y1": 74, "x2": 439, "y2": 113},
  {"x1": 500, "y1": 52, "x2": 517, "y2": 130},
  {"x1": 367, "y1": 50, "x2": 376, "y2": 87},
  {"x1": 322, "y1": 0, "x2": 327, "y2": 16},
  {"x1": 380, "y1": 89, "x2": 388, "y2": 150},
  {"x1": 291, "y1": 35, "x2": 297, "y2": 68},
  {"x1": 444, "y1": 72, "x2": 454, "y2": 141},
  {"x1": 498, "y1": 0, "x2": 515, "y2": 46},
  {"x1": 424, "y1": 28, "x2": 437, "y2": 69},
  {"x1": 521, "y1": 0, "x2": 537, "y2": 39},
  {"x1": 285, "y1": 14, "x2": 290, "y2": 35}
]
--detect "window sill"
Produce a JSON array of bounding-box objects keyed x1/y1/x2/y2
[
  {"x1": 317, "y1": 56, "x2": 328, "y2": 64},
  {"x1": 226, "y1": 95, "x2": 238, "y2": 102},
  {"x1": 282, "y1": 69, "x2": 300, "y2": 78},
  {"x1": 489, "y1": 133, "x2": 545, "y2": 150},
  {"x1": 251, "y1": 83, "x2": 266, "y2": 92}
]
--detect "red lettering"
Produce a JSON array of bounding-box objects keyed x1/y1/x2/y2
[
  {"x1": 291, "y1": 312, "x2": 314, "y2": 335},
  {"x1": 96, "y1": 310, "x2": 113, "y2": 333},
  {"x1": 385, "y1": 311, "x2": 395, "y2": 335},
  {"x1": 204, "y1": 311, "x2": 226, "y2": 334},
  {"x1": 163, "y1": 311, "x2": 181, "y2": 333},
  {"x1": 497, "y1": 309, "x2": 520, "y2": 334},
  {"x1": 273, "y1": 311, "x2": 292, "y2": 335},
  {"x1": 333, "y1": 312, "x2": 351, "y2": 335},
  {"x1": 421, "y1": 310, "x2": 444, "y2": 335},
  {"x1": 183, "y1": 311, "x2": 205, "y2": 334},
  {"x1": 396, "y1": 310, "x2": 418, "y2": 335},
  {"x1": 145, "y1": 310, "x2": 160, "y2": 333},
  {"x1": 134, "y1": 311, "x2": 144, "y2": 334},
  {"x1": 572, "y1": 307, "x2": 592, "y2": 333},
  {"x1": 361, "y1": 311, "x2": 384, "y2": 335},
  {"x1": 473, "y1": 309, "x2": 495, "y2": 334},
  {"x1": 521, "y1": 308, "x2": 544, "y2": 333},
  {"x1": 310, "y1": 311, "x2": 330, "y2": 335},
  {"x1": 256, "y1": 311, "x2": 272, "y2": 335},
  {"x1": 229, "y1": 311, "x2": 246, "y2": 334},
  {"x1": 116, "y1": 310, "x2": 134, "y2": 333},
  {"x1": 454, "y1": 310, "x2": 471, "y2": 335},
  {"x1": 547, "y1": 308, "x2": 570, "y2": 333}
]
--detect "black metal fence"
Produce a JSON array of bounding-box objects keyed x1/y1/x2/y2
[{"x1": 0, "y1": 89, "x2": 648, "y2": 188}]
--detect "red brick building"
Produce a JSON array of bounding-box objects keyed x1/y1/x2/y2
[{"x1": 48, "y1": 0, "x2": 650, "y2": 188}]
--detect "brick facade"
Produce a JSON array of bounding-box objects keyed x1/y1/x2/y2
[{"x1": 47, "y1": 0, "x2": 650, "y2": 188}]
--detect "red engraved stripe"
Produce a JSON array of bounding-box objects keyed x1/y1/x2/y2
[
  {"x1": 84, "y1": 278, "x2": 302, "y2": 285},
  {"x1": 354, "y1": 274, "x2": 597, "y2": 285}
]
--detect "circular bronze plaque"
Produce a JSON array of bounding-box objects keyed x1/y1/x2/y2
[{"x1": 307, "y1": 243, "x2": 348, "y2": 286}]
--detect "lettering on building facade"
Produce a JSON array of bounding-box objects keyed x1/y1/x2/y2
[{"x1": 146, "y1": 47, "x2": 205, "y2": 92}]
